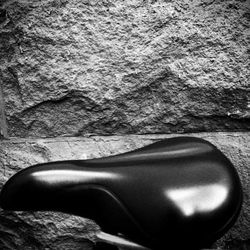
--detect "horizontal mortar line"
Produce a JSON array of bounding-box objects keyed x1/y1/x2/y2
[{"x1": 0, "y1": 131, "x2": 249, "y2": 143}]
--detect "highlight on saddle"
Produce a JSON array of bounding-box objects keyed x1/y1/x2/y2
[{"x1": 0, "y1": 137, "x2": 243, "y2": 250}]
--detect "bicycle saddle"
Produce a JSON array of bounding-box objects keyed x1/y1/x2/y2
[{"x1": 0, "y1": 137, "x2": 242, "y2": 250}]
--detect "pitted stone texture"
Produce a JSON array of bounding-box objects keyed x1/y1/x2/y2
[
  {"x1": 0, "y1": 0, "x2": 249, "y2": 137},
  {"x1": 0, "y1": 211, "x2": 95, "y2": 250},
  {"x1": 0, "y1": 82, "x2": 8, "y2": 139},
  {"x1": 0, "y1": 133, "x2": 249, "y2": 249}
]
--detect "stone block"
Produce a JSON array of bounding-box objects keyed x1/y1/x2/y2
[
  {"x1": 0, "y1": 0, "x2": 249, "y2": 137},
  {"x1": 0, "y1": 82, "x2": 8, "y2": 139},
  {"x1": 0, "y1": 133, "x2": 249, "y2": 249}
]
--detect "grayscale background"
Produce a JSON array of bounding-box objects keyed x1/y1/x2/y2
[{"x1": 0, "y1": 0, "x2": 249, "y2": 249}]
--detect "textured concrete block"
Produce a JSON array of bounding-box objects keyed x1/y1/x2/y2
[
  {"x1": 0, "y1": 133, "x2": 249, "y2": 249},
  {"x1": 0, "y1": 0, "x2": 249, "y2": 137},
  {"x1": 0, "y1": 82, "x2": 8, "y2": 139}
]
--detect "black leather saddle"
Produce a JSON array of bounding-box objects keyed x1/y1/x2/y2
[{"x1": 0, "y1": 137, "x2": 242, "y2": 250}]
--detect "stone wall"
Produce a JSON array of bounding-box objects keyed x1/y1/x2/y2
[
  {"x1": 0, "y1": 0, "x2": 249, "y2": 249},
  {"x1": 0, "y1": 0, "x2": 249, "y2": 137}
]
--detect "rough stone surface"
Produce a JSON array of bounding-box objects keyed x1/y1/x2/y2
[
  {"x1": 0, "y1": 0, "x2": 249, "y2": 137},
  {"x1": 0, "y1": 133, "x2": 249, "y2": 249},
  {"x1": 0, "y1": 80, "x2": 8, "y2": 139}
]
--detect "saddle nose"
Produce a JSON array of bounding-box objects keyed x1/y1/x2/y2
[{"x1": 0, "y1": 137, "x2": 243, "y2": 250}]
